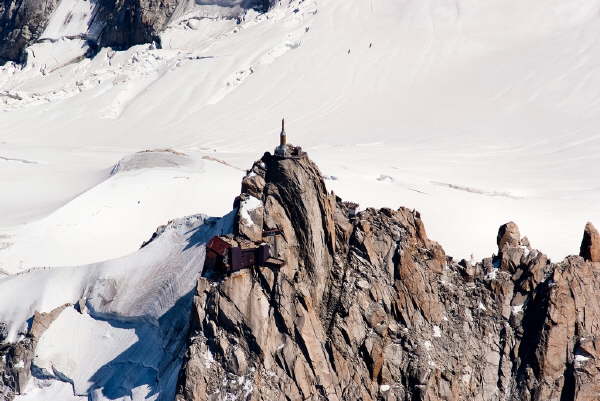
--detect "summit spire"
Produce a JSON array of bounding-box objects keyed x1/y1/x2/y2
[
  {"x1": 280, "y1": 118, "x2": 286, "y2": 147},
  {"x1": 274, "y1": 118, "x2": 305, "y2": 159}
]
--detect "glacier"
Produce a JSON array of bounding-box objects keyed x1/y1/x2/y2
[{"x1": 2, "y1": 0, "x2": 600, "y2": 265}]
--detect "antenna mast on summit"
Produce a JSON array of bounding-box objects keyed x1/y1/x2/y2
[{"x1": 280, "y1": 118, "x2": 286, "y2": 146}]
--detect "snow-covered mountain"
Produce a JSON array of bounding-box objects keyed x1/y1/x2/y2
[{"x1": 2, "y1": 0, "x2": 600, "y2": 399}]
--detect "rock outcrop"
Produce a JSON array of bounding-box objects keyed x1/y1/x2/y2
[
  {"x1": 0, "y1": 304, "x2": 69, "y2": 400},
  {"x1": 94, "y1": 0, "x2": 179, "y2": 51},
  {"x1": 497, "y1": 221, "x2": 521, "y2": 253},
  {"x1": 580, "y1": 222, "x2": 600, "y2": 263},
  {"x1": 0, "y1": 0, "x2": 276, "y2": 63},
  {"x1": 94, "y1": 0, "x2": 275, "y2": 61},
  {"x1": 176, "y1": 150, "x2": 600, "y2": 401},
  {"x1": 0, "y1": 0, "x2": 60, "y2": 63}
]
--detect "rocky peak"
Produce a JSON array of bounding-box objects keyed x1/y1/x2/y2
[
  {"x1": 177, "y1": 150, "x2": 451, "y2": 401},
  {"x1": 176, "y1": 150, "x2": 600, "y2": 401},
  {"x1": 234, "y1": 151, "x2": 337, "y2": 304},
  {"x1": 497, "y1": 221, "x2": 521, "y2": 253}
]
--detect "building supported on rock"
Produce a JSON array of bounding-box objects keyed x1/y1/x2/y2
[
  {"x1": 204, "y1": 120, "x2": 311, "y2": 276},
  {"x1": 205, "y1": 235, "x2": 284, "y2": 275}
]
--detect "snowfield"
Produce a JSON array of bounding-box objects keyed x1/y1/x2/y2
[
  {"x1": 1, "y1": 0, "x2": 600, "y2": 398},
  {"x1": 2, "y1": 0, "x2": 599, "y2": 265}
]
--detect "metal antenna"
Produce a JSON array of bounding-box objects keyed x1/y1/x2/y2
[{"x1": 280, "y1": 118, "x2": 287, "y2": 146}]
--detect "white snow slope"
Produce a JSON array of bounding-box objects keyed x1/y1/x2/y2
[
  {"x1": 1, "y1": 211, "x2": 234, "y2": 400},
  {"x1": 1, "y1": 0, "x2": 600, "y2": 399}
]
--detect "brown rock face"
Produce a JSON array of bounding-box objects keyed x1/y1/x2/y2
[
  {"x1": 580, "y1": 222, "x2": 600, "y2": 262},
  {"x1": 176, "y1": 152, "x2": 600, "y2": 401},
  {"x1": 513, "y1": 255, "x2": 600, "y2": 401}
]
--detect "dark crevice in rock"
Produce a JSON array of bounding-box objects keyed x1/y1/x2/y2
[
  {"x1": 560, "y1": 361, "x2": 576, "y2": 401},
  {"x1": 514, "y1": 280, "x2": 551, "y2": 385},
  {"x1": 293, "y1": 326, "x2": 316, "y2": 376}
]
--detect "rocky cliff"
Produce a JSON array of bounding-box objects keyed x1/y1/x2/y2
[
  {"x1": 0, "y1": 0, "x2": 274, "y2": 63},
  {"x1": 0, "y1": 0, "x2": 60, "y2": 63},
  {"x1": 176, "y1": 150, "x2": 600, "y2": 401}
]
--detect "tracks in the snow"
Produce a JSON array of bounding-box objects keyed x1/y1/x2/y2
[{"x1": 0, "y1": 155, "x2": 39, "y2": 164}]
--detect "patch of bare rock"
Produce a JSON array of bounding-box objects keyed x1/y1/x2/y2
[
  {"x1": 176, "y1": 150, "x2": 600, "y2": 401},
  {"x1": 0, "y1": 304, "x2": 69, "y2": 400}
]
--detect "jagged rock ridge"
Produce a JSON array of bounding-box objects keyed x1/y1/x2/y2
[{"x1": 176, "y1": 150, "x2": 600, "y2": 401}]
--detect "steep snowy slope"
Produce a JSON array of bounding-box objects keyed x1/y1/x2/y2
[
  {"x1": 2, "y1": 0, "x2": 600, "y2": 267},
  {"x1": 0, "y1": 210, "x2": 234, "y2": 400}
]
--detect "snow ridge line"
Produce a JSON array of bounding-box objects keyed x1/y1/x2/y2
[
  {"x1": 0, "y1": 155, "x2": 38, "y2": 164},
  {"x1": 431, "y1": 181, "x2": 522, "y2": 199}
]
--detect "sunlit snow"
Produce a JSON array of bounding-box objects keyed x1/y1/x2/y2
[
  {"x1": 1, "y1": 0, "x2": 600, "y2": 398},
  {"x1": 2, "y1": 0, "x2": 599, "y2": 266}
]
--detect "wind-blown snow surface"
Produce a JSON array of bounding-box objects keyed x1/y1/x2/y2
[{"x1": 3, "y1": 0, "x2": 600, "y2": 267}]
